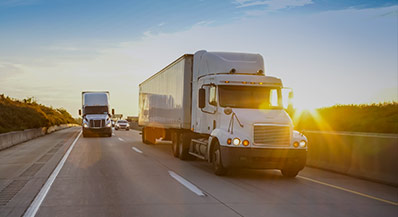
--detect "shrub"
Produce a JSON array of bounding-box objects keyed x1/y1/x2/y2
[
  {"x1": 0, "y1": 94, "x2": 77, "y2": 134},
  {"x1": 293, "y1": 102, "x2": 398, "y2": 134}
]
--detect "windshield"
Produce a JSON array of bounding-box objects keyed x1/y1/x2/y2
[
  {"x1": 84, "y1": 106, "x2": 109, "y2": 115},
  {"x1": 218, "y1": 85, "x2": 282, "y2": 109}
]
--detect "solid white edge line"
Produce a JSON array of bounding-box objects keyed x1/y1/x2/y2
[
  {"x1": 168, "y1": 171, "x2": 206, "y2": 197},
  {"x1": 23, "y1": 130, "x2": 82, "y2": 217},
  {"x1": 297, "y1": 175, "x2": 398, "y2": 206},
  {"x1": 118, "y1": 137, "x2": 125, "y2": 142},
  {"x1": 131, "y1": 147, "x2": 143, "y2": 154}
]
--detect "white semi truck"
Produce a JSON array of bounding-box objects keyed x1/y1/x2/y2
[
  {"x1": 139, "y1": 50, "x2": 307, "y2": 177},
  {"x1": 79, "y1": 91, "x2": 114, "y2": 137}
]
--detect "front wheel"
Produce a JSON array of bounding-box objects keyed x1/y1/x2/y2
[
  {"x1": 82, "y1": 129, "x2": 88, "y2": 137},
  {"x1": 212, "y1": 141, "x2": 228, "y2": 176}
]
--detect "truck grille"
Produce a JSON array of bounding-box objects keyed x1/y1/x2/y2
[
  {"x1": 90, "y1": 120, "x2": 105, "y2": 128},
  {"x1": 253, "y1": 125, "x2": 291, "y2": 147}
]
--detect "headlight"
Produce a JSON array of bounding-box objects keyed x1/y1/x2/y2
[
  {"x1": 83, "y1": 123, "x2": 88, "y2": 128},
  {"x1": 106, "y1": 122, "x2": 111, "y2": 127},
  {"x1": 233, "y1": 138, "x2": 241, "y2": 146},
  {"x1": 293, "y1": 142, "x2": 299, "y2": 148},
  {"x1": 299, "y1": 140, "x2": 307, "y2": 148},
  {"x1": 242, "y1": 140, "x2": 249, "y2": 146},
  {"x1": 227, "y1": 138, "x2": 232, "y2": 145},
  {"x1": 127, "y1": 123, "x2": 130, "y2": 127}
]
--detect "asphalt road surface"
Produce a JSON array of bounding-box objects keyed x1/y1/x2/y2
[{"x1": 1, "y1": 127, "x2": 397, "y2": 217}]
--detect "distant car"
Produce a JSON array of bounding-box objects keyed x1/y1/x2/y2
[{"x1": 115, "y1": 120, "x2": 129, "y2": 130}]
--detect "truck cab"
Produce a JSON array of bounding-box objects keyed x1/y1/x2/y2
[
  {"x1": 79, "y1": 91, "x2": 114, "y2": 137},
  {"x1": 190, "y1": 51, "x2": 307, "y2": 176}
]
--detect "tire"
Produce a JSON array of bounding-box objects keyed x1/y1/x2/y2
[
  {"x1": 281, "y1": 169, "x2": 299, "y2": 178},
  {"x1": 171, "y1": 131, "x2": 179, "y2": 158},
  {"x1": 178, "y1": 133, "x2": 190, "y2": 160},
  {"x1": 141, "y1": 127, "x2": 150, "y2": 144},
  {"x1": 82, "y1": 129, "x2": 88, "y2": 138},
  {"x1": 212, "y1": 141, "x2": 228, "y2": 176}
]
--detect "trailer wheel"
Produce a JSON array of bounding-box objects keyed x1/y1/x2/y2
[
  {"x1": 141, "y1": 127, "x2": 150, "y2": 144},
  {"x1": 178, "y1": 133, "x2": 190, "y2": 160},
  {"x1": 281, "y1": 168, "x2": 299, "y2": 178},
  {"x1": 212, "y1": 141, "x2": 228, "y2": 176},
  {"x1": 171, "y1": 131, "x2": 179, "y2": 158}
]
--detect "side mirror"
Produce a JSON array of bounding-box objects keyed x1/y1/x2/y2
[
  {"x1": 198, "y1": 88, "x2": 205, "y2": 109},
  {"x1": 78, "y1": 109, "x2": 81, "y2": 116},
  {"x1": 224, "y1": 107, "x2": 232, "y2": 115},
  {"x1": 112, "y1": 108, "x2": 115, "y2": 115}
]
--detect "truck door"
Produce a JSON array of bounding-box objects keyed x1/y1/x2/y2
[{"x1": 197, "y1": 84, "x2": 218, "y2": 134}]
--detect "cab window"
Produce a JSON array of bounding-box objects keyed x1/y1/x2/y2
[{"x1": 209, "y1": 86, "x2": 217, "y2": 106}]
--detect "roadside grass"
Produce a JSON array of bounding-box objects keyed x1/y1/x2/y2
[
  {"x1": 292, "y1": 102, "x2": 398, "y2": 134},
  {"x1": 0, "y1": 94, "x2": 76, "y2": 134}
]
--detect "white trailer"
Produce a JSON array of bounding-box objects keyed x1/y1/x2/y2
[
  {"x1": 139, "y1": 50, "x2": 307, "y2": 177},
  {"x1": 79, "y1": 91, "x2": 115, "y2": 137}
]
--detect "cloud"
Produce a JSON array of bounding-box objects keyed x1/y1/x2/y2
[
  {"x1": 0, "y1": 62, "x2": 25, "y2": 77},
  {"x1": 0, "y1": 0, "x2": 39, "y2": 7},
  {"x1": 234, "y1": 0, "x2": 313, "y2": 10},
  {"x1": 45, "y1": 46, "x2": 81, "y2": 51}
]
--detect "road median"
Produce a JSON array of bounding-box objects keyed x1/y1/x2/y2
[
  {"x1": 0, "y1": 124, "x2": 79, "y2": 151},
  {"x1": 305, "y1": 130, "x2": 398, "y2": 186}
]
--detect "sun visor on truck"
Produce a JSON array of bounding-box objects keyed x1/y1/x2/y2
[{"x1": 193, "y1": 50, "x2": 264, "y2": 79}]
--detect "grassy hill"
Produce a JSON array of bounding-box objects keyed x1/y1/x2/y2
[
  {"x1": 0, "y1": 94, "x2": 76, "y2": 134},
  {"x1": 292, "y1": 102, "x2": 398, "y2": 134}
]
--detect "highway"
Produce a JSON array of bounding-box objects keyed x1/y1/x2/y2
[{"x1": 0, "y1": 127, "x2": 397, "y2": 217}]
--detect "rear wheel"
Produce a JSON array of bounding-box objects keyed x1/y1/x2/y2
[
  {"x1": 212, "y1": 141, "x2": 228, "y2": 176},
  {"x1": 281, "y1": 168, "x2": 299, "y2": 178},
  {"x1": 178, "y1": 133, "x2": 190, "y2": 160},
  {"x1": 141, "y1": 127, "x2": 150, "y2": 144},
  {"x1": 171, "y1": 131, "x2": 179, "y2": 158}
]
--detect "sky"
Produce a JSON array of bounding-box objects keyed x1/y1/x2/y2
[{"x1": 0, "y1": 0, "x2": 397, "y2": 117}]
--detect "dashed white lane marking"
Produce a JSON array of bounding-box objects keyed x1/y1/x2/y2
[
  {"x1": 23, "y1": 130, "x2": 82, "y2": 217},
  {"x1": 131, "y1": 147, "x2": 143, "y2": 154},
  {"x1": 298, "y1": 175, "x2": 398, "y2": 206},
  {"x1": 118, "y1": 137, "x2": 125, "y2": 142},
  {"x1": 168, "y1": 171, "x2": 206, "y2": 197}
]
